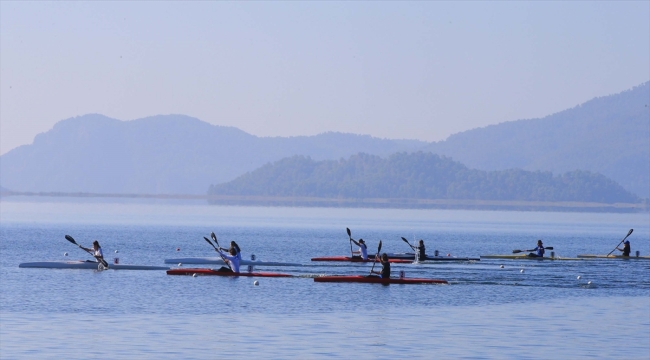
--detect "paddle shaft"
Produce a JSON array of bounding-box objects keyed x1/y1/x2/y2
[
  {"x1": 513, "y1": 247, "x2": 554, "y2": 254},
  {"x1": 204, "y1": 236, "x2": 231, "y2": 270},
  {"x1": 209, "y1": 233, "x2": 232, "y2": 270},
  {"x1": 401, "y1": 237, "x2": 416, "y2": 251},
  {"x1": 347, "y1": 228, "x2": 353, "y2": 257},
  {"x1": 607, "y1": 229, "x2": 634, "y2": 256},
  {"x1": 369, "y1": 241, "x2": 382, "y2": 275}
]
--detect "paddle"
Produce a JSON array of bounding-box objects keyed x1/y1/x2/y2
[
  {"x1": 64, "y1": 235, "x2": 109, "y2": 268},
  {"x1": 512, "y1": 247, "x2": 553, "y2": 254},
  {"x1": 401, "y1": 237, "x2": 416, "y2": 251},
  {"x1": 347, "y1": 227, "x2": 353, "y2": 257},
  {"x1": 205, "y1": 234, "x2": 231, "y2": 271},
  {"x1": 606, "y1": 228, "x2": 634, "y2": 256},
  {"x1": 369, "y1": 240, "x2": 382, "y2": 276}
]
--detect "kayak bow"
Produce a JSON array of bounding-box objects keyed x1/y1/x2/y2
[
  {"x1": 310, "y1": 256, "x2": 412, "y2": 263},
  {"x1": 166, "y1": 268, "x2": 293, "y2": 277},
  {"x1": 314, "y1": 275, "x2": 448, "y2": 284},
  {"x1": 164, "y1": 257, "x2": 302, "y2": 266},
  {"x1": 18, "y1": 261, "x2": 169, "y2": 270}
]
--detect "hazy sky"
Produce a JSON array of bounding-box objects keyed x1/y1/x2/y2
[{"x1": 1, "y1": 1, "x2": 648, "y2": 155}]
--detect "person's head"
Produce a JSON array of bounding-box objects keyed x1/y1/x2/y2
[
  {"x1": 230, "y1": 241, "x2": 236, "y2": 247},
  {"x1": 419, "y1": 240, "x2": 424, "y2": 245},
  {"x1": 381, "y1": 253, "x2": 388, "y2": 261},
  {"x1": 92, "y1": 240, "x2": 100, "y2": 249},
  {"x1": 537, "y1": 240, "x2": 543, "y2": 246},
  {"x1": 624, "y1": 240, "x2": 630, "y2": 245},
  {"x1": 358, "y1": 239, "x2": 365, "y2": 245}
]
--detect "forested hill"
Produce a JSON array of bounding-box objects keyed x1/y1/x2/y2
[{"x1": 208, "y1": 152, "x2": 639, "y2": 204}]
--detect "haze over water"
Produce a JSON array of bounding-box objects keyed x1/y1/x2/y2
[{"x1": 1, "y1": 199, "x2": 649, "y2": 358}]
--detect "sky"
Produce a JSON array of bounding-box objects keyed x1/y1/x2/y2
[{"x1": 1, "y1": 1, "x2": 648, "y2": 155}]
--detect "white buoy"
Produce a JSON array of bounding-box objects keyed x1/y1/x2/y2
[
  {"x1": 178, "y1": 263, "x2": 182, "y2": 267},
  {"x1": 64, "y1": 252, "x2": 68, "y2": 256},
  {"x1": 520, "y1": 269, "x2": 524, "y2": 273},
  {"x1": 577, "y1": 276, "x2": 581, "y2": 280},
  {"x1": 587, "y1": 281, "x2": 592, "y2": 285},
  {"x1": 500, "y1": 265, "x2": 504, "y2": 268},
  {"x1": 192, "y1": 273, "x2": 197, "y2": 277},
  {"x1": 254, "y1": 280, "x2": 259, "y2": 286},
  {"x1": 115, "y1": 250, "x2": 118, "y2": 253}
]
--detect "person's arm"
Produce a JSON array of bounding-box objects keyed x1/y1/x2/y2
[{"x1": 350, "y1": 239, "x2": 360, "y2": 247}]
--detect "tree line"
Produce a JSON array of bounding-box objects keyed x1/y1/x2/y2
[{"x1": 208, "y1": 152, "x2": 639, "y2": 203}]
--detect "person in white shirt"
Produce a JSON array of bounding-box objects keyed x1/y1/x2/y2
[
  {"x1": 216, "y1": 247, "x2": 240, "y2": 273},
  {"x1": 351, "y1": 239, "x2": 368, "y2": 260},
  {"x1": 220, "y1": 241, "x2": 242, "y2": 261},
  {"x1": 80, "y1": 240, "x2": 105, "y2": 263}
]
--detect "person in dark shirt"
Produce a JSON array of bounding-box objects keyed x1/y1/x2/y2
[
  {"x1": 371, "y1": 253, "x2": 391, "y2": 278},
  {"x1": 526, "y1": 240, "x2": 545, "y2": 258},
  {"x1": 417, "y1": 240, "x2": 426, "y2": 260},
  {"x1": 617, "y1": 240, "x2": 631, "y2": 256}
]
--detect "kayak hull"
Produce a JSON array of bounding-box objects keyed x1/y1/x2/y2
[
  {"x1": 310, "y1": 256, "x2": 412, "y2": 263},
  {"x1": 383, "y1": 252, "x2": 480, "y2": 261},
  {"x1": 314, "y1": 275, "x2": 448, "y2": 284},
  {"x1": 164, "y1": 257, "x2": 302, "y2": 266},
  {"x1": 18, "y1": 261, "x2": 170, "y2": 270},
  {"x1": 576, "y1": 254, "x2": 650, "y2": 260},
  {"x1": 166, "y1": 268, "x2": 293, "y2": 277},
  {"x1": 480, "y1": 255, "x2": 582, "y2": 261}
]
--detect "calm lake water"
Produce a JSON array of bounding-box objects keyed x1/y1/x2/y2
[{"x1": 1, "y1": 198, "x2": 649, "y2": 359}]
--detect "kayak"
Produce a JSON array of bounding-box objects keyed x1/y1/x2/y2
[
  {"x1": 383, "y1": 252, "x2": 480, "y2": 261},
  {"x1": 480, "y1": 254, "x2": 582, "y2": 261},
  {"x1": 18, "y1": 260, "x2": 170, "y2": 270},
  {"x1": 576, "y1": 254, "x2": 650, "y2": 260},
  {"x1": 164, "y1": 257, "x2": 302, "y2": 267},
  {"x1": 310, "y1": 256, "x2": 412, "y2": 264},
  {"x1": 314, "y1": 275, "x2": 448, "y2": 285},
  {"x1": 166, "y1": 268, "x2": 293, "y2": 277}
]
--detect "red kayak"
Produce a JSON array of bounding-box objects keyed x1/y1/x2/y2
[
  {"x1": 314, "y1": 275, "x2": 448, "y2": 284},
  {"x1": 310, "y1": 256, "x2": 412, "y2": 264},
  {"x1": 166, "y1": 268, "x2": 292, "y2": 277}
]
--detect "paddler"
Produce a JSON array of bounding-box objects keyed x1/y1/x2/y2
[
  {"x1": 80, "y1": 240, "x2": 105, "y2": 263},
  {"x1": 526, "y1": 240, "x2": 545, "y2": 258},
  {"x1": 220, "y1": 241, "x2": 242, "y2": 261},
  {"x1": 351, "y1": 238, "x2": 368, "y2": 260},
  {"x1": 216, "y1": 247, "x2": 240, "y2": 273},
  {"x1": 417, "y1": 240, "x2": 426, "y2": 260},
  {"x1": 371, "y1": 253, "x2": 391, "y2": 278},
  {"x1": 616, "y1": 240, "x2": 631, "y2": 256}
]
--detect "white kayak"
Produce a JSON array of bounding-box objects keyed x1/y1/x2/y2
[
  {"x1": 19, "y1": 260, "x2": 170, "y2": 270},
  {"x1": 164, "y1": 257, "x2": 303, "y2": 267}
]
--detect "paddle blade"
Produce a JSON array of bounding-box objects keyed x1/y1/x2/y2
[
  {"x1": 211, "y1": 232, "x2": 217, "y2": 241},
  {"x1": 545, "y1": 247, "x2": 554, "y2": 250},
  {"x1": 64, "y1": 235, "x2": 77, "y2": 245},
  {"x1": 377, "y1": 240, "x2": 382, "y2": 253},
  {"x1": 627, "y1": 229, "x2": 633, "y2": 237},
  {"x1": 346, "y1": 228, "x2": 351, "y2": 237},
  {"x1": 512, "y1": 249, "x2": 523, "y2": 254},
  {"x1": 401, "y1": 237, "x2": 409, "y2": 243},
  {"x1": 203, "y1": 236, "x2": 213, "y2": 245}
]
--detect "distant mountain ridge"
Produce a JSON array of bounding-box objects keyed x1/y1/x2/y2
[
  {"x1": 0, "y1": 114, "x2": 426, "y2": 194},
  {"x1": 424, "y1": 81, "x2": 650, "y2": 198},
  {"x1": 1, "y1": 82, "x2": 647, "y2": 199}
]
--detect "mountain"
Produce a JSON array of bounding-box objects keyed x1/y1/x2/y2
[
  {"x1": 209, "y1": 152, "x2": 639, "y2": 204},
  {"x1": 2, "y1": 82, "x2": 647, "y2": 198},
  {"x1": 423, "y1": 82, "x2": 650, "y2": 198},
  {"x1": 0, "y1": 114, "x2": 426, "y2": 194}
]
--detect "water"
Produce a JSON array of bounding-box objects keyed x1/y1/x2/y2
[{"x1": 1, "y1": 199, "x2": 649, "y2": 359}]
